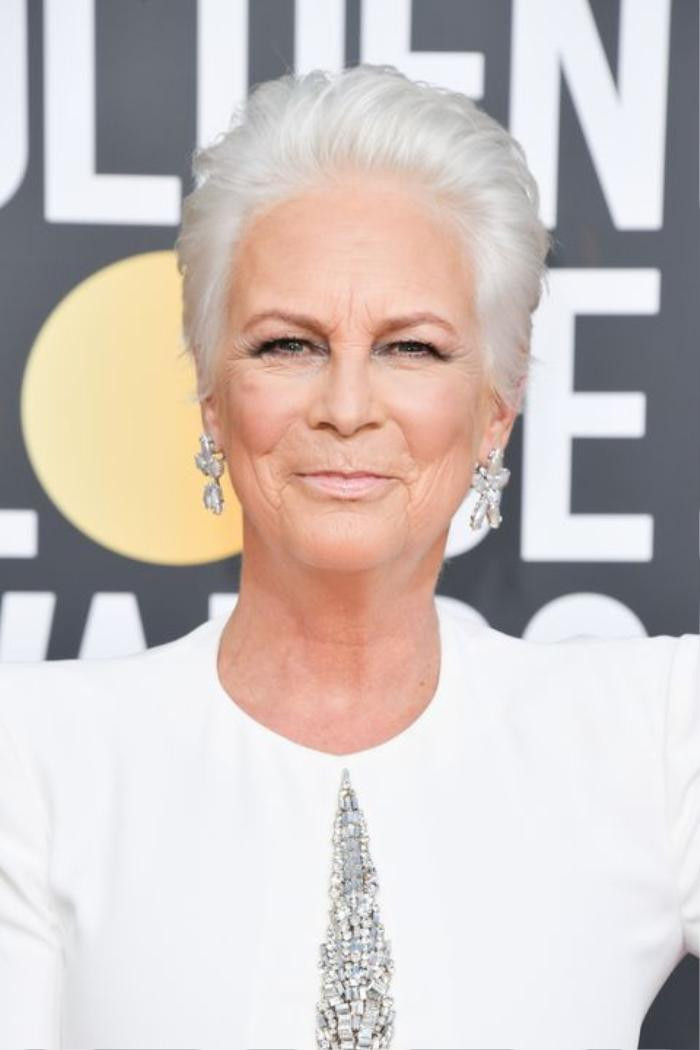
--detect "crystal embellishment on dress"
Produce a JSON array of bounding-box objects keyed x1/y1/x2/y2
[{"x1": 315, "y1": 767, "x2": 395, "y2": 1049}]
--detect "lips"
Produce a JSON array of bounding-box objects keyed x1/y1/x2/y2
[
  {"x1": 296, "y1": 471, "x2": 395, "y2": 499},
  {"x1": 298, "y1": 472, "x2": 392, "y2": 480},
  {"x1": 300, "y1": 471, "x2": 390, "y2": 479}
]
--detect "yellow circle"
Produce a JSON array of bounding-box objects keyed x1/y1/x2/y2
[{"x1": 21, "y1": 251, "x2": 242, "y2": 565}]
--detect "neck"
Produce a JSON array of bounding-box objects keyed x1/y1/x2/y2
[{"x1": 214, "y1": 523, "x2": 447, "y2": 752}]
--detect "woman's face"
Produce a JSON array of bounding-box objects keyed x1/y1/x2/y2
[{"x1": 201, "y1": 173, "x2": 516, "y2": 572}]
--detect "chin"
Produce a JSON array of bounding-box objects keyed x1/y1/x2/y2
[{"x1": 286, "y1": 521, "x2": 405, "y2": 572}]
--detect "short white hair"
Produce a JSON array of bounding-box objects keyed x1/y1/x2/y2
[{"x1": 175, "y1": 63, "x2": 550, "y2": 413}]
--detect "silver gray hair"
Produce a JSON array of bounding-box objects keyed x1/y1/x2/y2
[{"x1": 175, "y1": 63, "x2": 550, "y2": 413}]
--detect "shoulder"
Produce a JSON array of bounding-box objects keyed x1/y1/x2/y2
[
  {"x1": 437, "y1": 595, "x2": 697, "y2": 722},
  {"x1": 438, "y1": 592, "x2": 689, "y2": 669},
  {"x1": 0, "y1": 615, "x2": 223, "y2": 769},
  {"x1": 437, "y1": 600, "x2": 699, "y2": 818}
]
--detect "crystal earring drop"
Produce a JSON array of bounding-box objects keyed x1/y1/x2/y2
[
  {"x1": 194, "y1": 432, "x2": 225, "y2": 515},
  {"x1": 315, "y1": 768, "x2": 395, "y2": 1049},
  {"x1": 469, "y1": 446, "x2": 510, "y2": 530}
]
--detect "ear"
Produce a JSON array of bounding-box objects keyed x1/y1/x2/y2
[
  {"x1": 199, "y1": 390, "x2": 226, "y2": 453},
  {"x1": 476, "y1": 384, "x2": 519, "y2": 466}
]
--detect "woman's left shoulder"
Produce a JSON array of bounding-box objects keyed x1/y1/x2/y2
[{"x1": 438, "y1": 596, "x2": 699, "y2": 702}]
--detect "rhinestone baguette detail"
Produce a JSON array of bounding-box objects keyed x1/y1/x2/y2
[{"x1": 315, "y1": 768, "x2": 395, "y2": 1049}]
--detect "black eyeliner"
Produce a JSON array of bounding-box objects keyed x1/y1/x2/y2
[{"x1": 250, "y1": 337, "x2": 447, "y2": 358}]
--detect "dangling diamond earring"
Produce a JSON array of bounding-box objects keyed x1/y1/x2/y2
[
  {"x1": 469, "y1": 446, "x2": 510, "y2": 530},
  {"x1": 194, "y1": 432, "x2": 225, "y2": 514}
]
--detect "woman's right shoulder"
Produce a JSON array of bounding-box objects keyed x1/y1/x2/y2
[
  {"x1": 0, "y1": 633, "x2": 172, "y2": 713},
  {"x1": 0, "y1": 617, "x2": 219, "y2": 763}
]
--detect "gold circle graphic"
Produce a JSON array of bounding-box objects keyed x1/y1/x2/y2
[{"x1": 21, "y1": 251, "x2": 242, "y2": 565}]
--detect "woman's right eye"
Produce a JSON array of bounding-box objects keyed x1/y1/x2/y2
[{"x1": 253, "y1": 338, "x2": 311, "y2": 356}]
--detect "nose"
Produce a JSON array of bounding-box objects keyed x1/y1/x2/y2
[{"x1": 307, "y1": 345, "x2": 385, "y2": 436}]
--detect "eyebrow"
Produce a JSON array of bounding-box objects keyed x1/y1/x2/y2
[{"x1": 241, "y1": 309, "x2": 458, "y2": 338}]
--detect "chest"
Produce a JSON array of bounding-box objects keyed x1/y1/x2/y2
[{"x1": 54, "y1": 752, "x2": 679, "y2": 1049}]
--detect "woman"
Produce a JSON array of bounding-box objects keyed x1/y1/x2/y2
[{"x1": 0, "y1": 64, "x2": 697, "y2": 1050}]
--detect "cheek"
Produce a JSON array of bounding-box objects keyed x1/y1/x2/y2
[
  {"x1": 395, "y1": 376, "x2": 479, "y2": 461},
  {"x1": 227, "y1": 370, "x2": 299, "y2": 454}
]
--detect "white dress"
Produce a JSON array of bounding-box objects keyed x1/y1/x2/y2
[{"x1": 0, "y1": 595, "x2": 697, "y2": 1050}]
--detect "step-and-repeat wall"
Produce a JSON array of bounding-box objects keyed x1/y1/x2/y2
[{"x1": 1, "y1": 1, "x2": 698, "y2": 1044}]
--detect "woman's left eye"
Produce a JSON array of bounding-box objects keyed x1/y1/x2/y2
[{"x1": 388, "y1": 340, "x2": 441, "y2": 357}]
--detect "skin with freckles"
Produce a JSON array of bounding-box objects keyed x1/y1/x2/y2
[{"x1": 200, "y1": 172, "x2": 518, "y2": 756}]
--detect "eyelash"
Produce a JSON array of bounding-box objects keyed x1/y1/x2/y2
[{"x1": 250, "y1": 338, "x2": 445, "y2": 359}]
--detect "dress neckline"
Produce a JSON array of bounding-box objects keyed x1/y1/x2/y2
[{"x1": 190, "y1": 596, "x2": 482, "y2": 768}]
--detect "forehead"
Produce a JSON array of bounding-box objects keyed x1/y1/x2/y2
[{"x1": 227, "y1": 176, "x2": 475, "y2": 328}]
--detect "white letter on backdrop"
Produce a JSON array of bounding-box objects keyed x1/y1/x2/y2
[
  {"x1": 295, "y1": 0, "x2": 345, "y2": 75},
  {"x1": 0, "y1": 0, "x2": 28, "y2": 209},
  {"x1": 510, "y1": 0, "x2": 670, "y2": 229},
  {"x1": 44, "y1": 0, "x2": 180, "y2": 224},
  {"x1": 0, "y1": 592, "x2": 55, "y2": 662},
  {"x1": 361, "y1": 0, "x2": 484, "y2": 99},
  {"x1": 522, "y1": 269, "x2": 659, "y2": 562},
  {"x1": 196, "y1": 0, "x2": 249, "y2": 149},
  {"x1": 80, "y1": 592, "x2": 146, "y2": 659}
]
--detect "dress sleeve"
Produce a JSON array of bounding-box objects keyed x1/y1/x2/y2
[
  {"x1": 0, "y1": 711, "x2": 62, "y2": 1048},
  {"x1": 665, "y1": 633, "x2": 700, "y2": 958}
]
